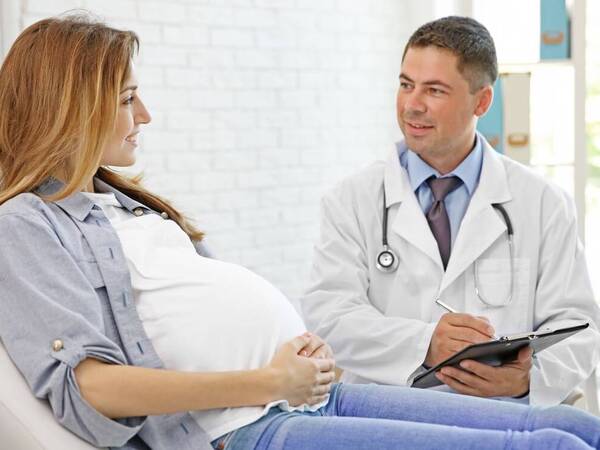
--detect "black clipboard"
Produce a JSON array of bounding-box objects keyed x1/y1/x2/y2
[{"x1": 411, "y1": 323, "x2": 589, "y2": 389}]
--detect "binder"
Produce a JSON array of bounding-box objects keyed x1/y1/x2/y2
[
  {"x1": 411, "y1": 322, "x2": 589, "y2": 389},
  {"x1": 540, "y1": 0, "x2": 570, "y2": 60},
  {"x1": 502, "y1": 72, "x2": 531, "y2": 164},
  {"x1": 477, "y1": 77, "x2": 504, "y2": 153}
]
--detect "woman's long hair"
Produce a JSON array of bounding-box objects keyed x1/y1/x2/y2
[{"x1": 0, "y1": 14, "x2": 203, "y2": 241}]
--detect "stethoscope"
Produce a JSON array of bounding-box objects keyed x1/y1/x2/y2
[{"x1": 376, "y1": 187, "x2": 515, "y2": 308}]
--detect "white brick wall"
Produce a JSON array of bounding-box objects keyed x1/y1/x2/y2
[{"x1": 5, "y1": 0, "x2": 432, "y2": 300}]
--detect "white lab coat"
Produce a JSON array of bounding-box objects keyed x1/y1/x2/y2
[{"x1": 301, "y1": 137, "x2": 600, "y2": 406}]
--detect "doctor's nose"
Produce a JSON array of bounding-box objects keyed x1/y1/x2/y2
[{"x1": 401, "y1": 91, "x2": 427, "y2": 115}]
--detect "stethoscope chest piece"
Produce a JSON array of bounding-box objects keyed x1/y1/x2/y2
[{"x1": 376, "y1": 245, "x2": 399, "y2": 272}]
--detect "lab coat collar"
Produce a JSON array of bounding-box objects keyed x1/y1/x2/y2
[
  {"x1": 441, "y1": 137, "x2": 513, "y2": 291},
  {"x1": 384, "y1": 141, "x2": 440, "y2": 266},
  {"x1": 383, "y1": 142, "x2": 409, "y2": 208},
  {"x1": 384, "y1": 134, "x2": 512, "y2": 277},
  {"x1": 463, "y1": 137, "x2": 512, "y2": 212}
]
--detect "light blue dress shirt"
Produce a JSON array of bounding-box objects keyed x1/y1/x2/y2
[{"x1": 398, "y1": 135, "x2": 484, "y2": 248}]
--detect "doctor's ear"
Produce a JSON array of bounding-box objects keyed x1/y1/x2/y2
[{"x1": 474, "y1": 85, "x2": 493, "y2": 118}]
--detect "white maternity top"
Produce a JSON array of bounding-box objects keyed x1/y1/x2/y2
[{"x1": 83, "y1": 192, "x2": 323, "y2": 440}]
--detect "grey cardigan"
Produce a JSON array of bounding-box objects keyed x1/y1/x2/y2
[{"x1": 0, "y1": 177, "x2": 213, "y2": 450}]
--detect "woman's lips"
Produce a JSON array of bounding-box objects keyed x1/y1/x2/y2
[{"x1": 125, "y1": 132, "x2": 139, "y2": 145}]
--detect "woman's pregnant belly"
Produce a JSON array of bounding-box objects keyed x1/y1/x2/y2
[
  {"x1": 113, "y1": 216, "x2": 317, "y2": 439},
  {"x1": 131, "y1": 254, "x2": 307, "y2": 372}
]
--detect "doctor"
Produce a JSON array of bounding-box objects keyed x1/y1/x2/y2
[{"x1": 301, "y1": 16, "x2": 600, "y2": 406}]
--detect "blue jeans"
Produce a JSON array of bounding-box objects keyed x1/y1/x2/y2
[{"x1": 213, "y1": 383, "x2": 600, "y2": 450}]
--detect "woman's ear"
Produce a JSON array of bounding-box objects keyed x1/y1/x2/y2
[{"x1": 474, "y1": 85, "x2": 494, "y2": 117}]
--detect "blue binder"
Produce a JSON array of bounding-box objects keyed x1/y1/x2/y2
[
  {"x1": 477, "y1": 78, "x2": 504, "y2": 154},
  {"x1": 540, "y1": 0, "x2": 570, "y2": 60}
]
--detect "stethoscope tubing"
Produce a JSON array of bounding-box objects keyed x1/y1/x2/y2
[{"x1": 376, "y1": 186, "x2": 514, "y2": 307}]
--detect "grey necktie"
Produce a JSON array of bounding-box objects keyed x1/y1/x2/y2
[{"x1": 426, "y1": 176, "x2": 463, "y2": 270}]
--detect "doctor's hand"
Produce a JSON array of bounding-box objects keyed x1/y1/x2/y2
[
  {"x1": 435, "y1": 346, "x2": 532, "y2": 398},
  {"x1": 298, "y1": 332, "x2": 334, "y2": 360},
  {"x1": 267, "y1": 335, "x2": 336, "y2": 407},
  {"x1": 425, "y1": 313, "x2": 495, "y2": 368}
]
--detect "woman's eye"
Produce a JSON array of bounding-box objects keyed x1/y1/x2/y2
[{"x1": 122, "y1": 96, "x2": 134, "y2": 105}]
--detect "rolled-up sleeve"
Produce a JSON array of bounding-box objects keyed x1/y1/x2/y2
[{"x1": 0, "y1": 212, "x2": 145, "y2": 447}]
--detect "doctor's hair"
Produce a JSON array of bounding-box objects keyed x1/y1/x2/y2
[
  {"x1": 0, "y1": 13, "x2": 204, "y2": 241},
  {"x1": 402, "y1": 16, "x2": 498, "y2": 93}
]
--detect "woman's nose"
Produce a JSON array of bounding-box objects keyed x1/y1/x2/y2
[{"x1": 135, "y1": 99, "x2": 152, "y2": 124}]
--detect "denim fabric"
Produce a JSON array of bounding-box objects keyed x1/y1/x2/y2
[
  {"x1": 0, "y1": 177, "x2": 213, "y2": 449},
  {"x1": 219, "y1": 383, "x2": 600, "y2": 450}
]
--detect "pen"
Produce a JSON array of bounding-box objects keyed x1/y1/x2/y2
[
  {"x1": 434, "y1": 298, "x2": 498, "y2": 339},
  {"x1": 435, "y1": 298, "x2": 457, "y2": 313}
]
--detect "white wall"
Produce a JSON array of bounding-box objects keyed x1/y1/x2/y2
[{"x1": 3, "y1": 0, "x2": 432, "y2": 300}]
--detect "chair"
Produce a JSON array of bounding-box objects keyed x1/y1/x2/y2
[
  {"x1": 583, "y1": 370, "x2": 600, "y2": 415},
  {"x1": 0, "y1": 341, "x2": 102, "y2": 450},
  {"x1": 559, "y1": 369, "x2": 599, "y2": 414}
]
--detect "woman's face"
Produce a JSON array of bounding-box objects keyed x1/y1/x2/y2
[{"x1": 100, "y1": 64, "x2": 151, "y2": 167}]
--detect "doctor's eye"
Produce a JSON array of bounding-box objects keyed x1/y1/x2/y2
[
  {"x1": 399, "y1": 81, "x2": 413, "y2": 90},
  {"x1": 428, "y1": 87, "x2": 446, "y2": 96}
]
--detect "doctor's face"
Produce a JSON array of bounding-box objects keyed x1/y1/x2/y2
[{"x1": 396, "y1": 46, "x2": 491, "y2": 171}]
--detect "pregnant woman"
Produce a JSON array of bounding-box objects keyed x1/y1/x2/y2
[{"x1": 0, "y1": 14, "x2": 599, "y2": 450}]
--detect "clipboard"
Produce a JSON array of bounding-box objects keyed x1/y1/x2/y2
[{"x1": 411, "y1": 323, "x2": 589, "y2": 389}]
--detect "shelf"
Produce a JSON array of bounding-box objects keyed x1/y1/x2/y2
[
  {"x1": 500, "y1": 60, "x2": 574, "y2": 74},
  {"x1": 530, "y1": 161, "x2": 574, "y2": 167}
]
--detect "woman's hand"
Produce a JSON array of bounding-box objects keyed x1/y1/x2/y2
[
  {"x1": 267, "y1": 335, "x2": 336, "y2": 406},
  {"x1": 298, "y1": 332, "x2": 334, "y2": 360}
]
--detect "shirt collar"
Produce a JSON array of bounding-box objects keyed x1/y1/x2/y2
[
  {"x1": 35, "y1": 177, "x2": 96, "y2": 222},
  {"x1": 405, "y1": 134, "x2": 483, "y2": 195},
  {"x1": 34, "y1": 176, "x2": 153, "y2": 221},
  {"x1": 93, "y1": 177, "x2": 153, "y2": 214}
]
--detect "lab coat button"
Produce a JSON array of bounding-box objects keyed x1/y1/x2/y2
[
  {"x1": 133, "y1": 208, "x2": 144, "y2": 217},
  {"x1": 160, "y1": 211, "x2": 168, "y2": 219},
  {"x1": 52, "y1": 339, "x2": 64, "y2": 352}
]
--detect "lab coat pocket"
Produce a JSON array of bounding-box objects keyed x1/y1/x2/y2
[
  {"x1": 470, "y1": 258, "x2": 530, "y2": 334},
  {"x1": 474, "y1": 258, "x2": 512, "y2": 307}
]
